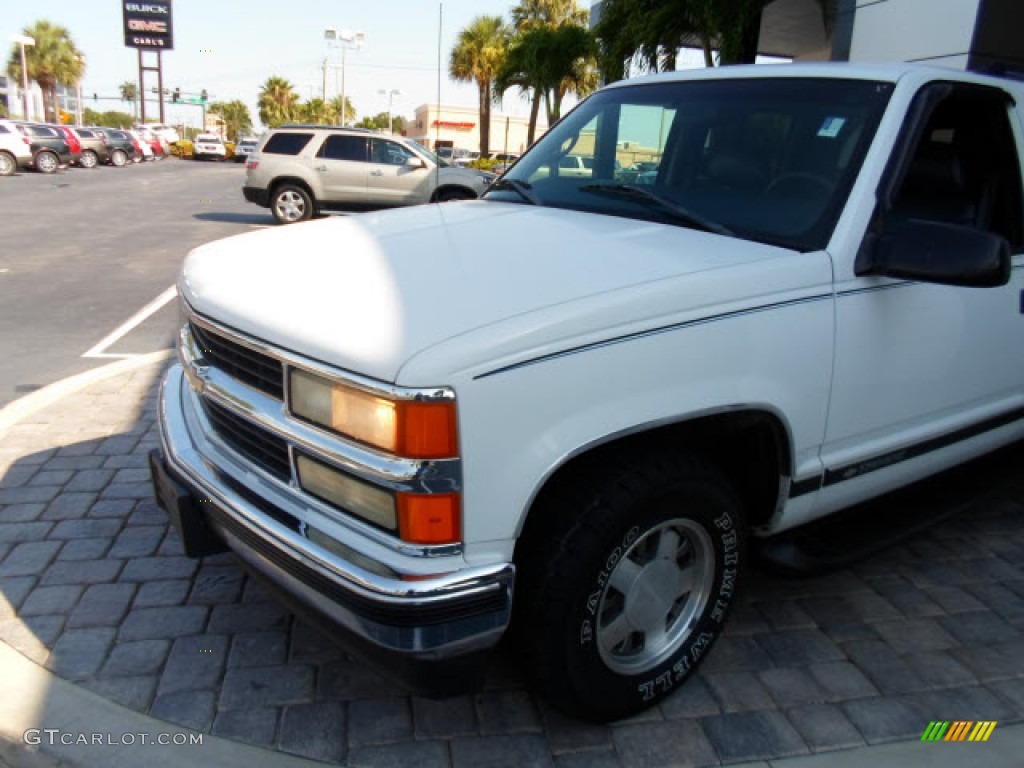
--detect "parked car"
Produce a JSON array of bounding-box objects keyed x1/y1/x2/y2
[
  {"x1": 8, "y1": 122, "x2": 73, "y2": 173},
  {"x1": 243, "y1": 125, "x2": 495, "y2": 223},
  {"x1": 128, "y1": 131, "x2": 153, "y2": 162},
  {"x1": 233, "y1": 137, "x2": 259, "y2": 163},
  {"x1": 152, "y1": 62, "x2": 1024, "y2": 723},
  {"x1": 69, "y1": 127, "x2": 114, "y2": 169},
  {"x1": 193, "y1": 133, "x2": 227, "y2": 161},
  {"x1": 139, "y1": 123, "x2": 180, "y2": 144},
  {"x1": 88, "y1": 128, "x2": 137, "y2": 166},
  {"x1": 0, "y1": 121, "x2": 33, "y2": 175},
  {"x1": 134, "y1": 126, "x2": 167, "y2": 158},
  {"x1": 452, "y1": 149, "x2": 480, "y2": 167},
  {"x1": 51, "y1": 125, "x2": 82, "y2": 166}
]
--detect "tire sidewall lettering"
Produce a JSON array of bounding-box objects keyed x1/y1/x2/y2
[{"x1": 574, "y1": 503, "x2": 742, "y2": 704}]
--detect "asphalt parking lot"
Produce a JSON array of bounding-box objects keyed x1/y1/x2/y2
[
  {"x1": 0, "y1": 159, "x2": 1023, "y2": 766},
  {"x1": 0, "y1": 157, "x2": 267, "y2": 408}
]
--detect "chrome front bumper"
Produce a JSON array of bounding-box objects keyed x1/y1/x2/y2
[{"x1": 154, "y1": 363, "x2": 514, "y2": 670}]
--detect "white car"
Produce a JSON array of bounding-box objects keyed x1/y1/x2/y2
[
  {"x1": 193, "y1": 133, "x2": 227, "y2": 161},
  {"x1": 140, "y1": 123, "x2": 180, "y2": 144},
  {"x1": 0, "y1": 120, "x2": 33, "y2": 175},
  {"x1": 152, "y1": 62, "x2": 1024, "y2": 722},
  {"x1": 233, "y1": 137, "x2": 259, "y2": 163},
  {"x1": 129, "y1": 131, "x2": 154, "y2": 161}
]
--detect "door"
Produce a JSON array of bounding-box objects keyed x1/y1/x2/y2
[
  {"x1": 820, "y1": 82, "x2": 1024, "y2": 504},
  {"x1": 314, "y1": 134, "x2": 369, "y2": 203},
  {"x1": 365, "y1": 138, "x2": 431, "y2": 205}
]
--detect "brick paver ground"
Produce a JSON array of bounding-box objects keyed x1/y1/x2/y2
[{"x1": 1, "y1": 359, "x2": 1023, "y2": 766}]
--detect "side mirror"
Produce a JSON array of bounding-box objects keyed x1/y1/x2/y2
[
  {"x1": 855, "y1": 219, "x2": 1011, "y2": 288},
  {"x1": 405, "y1": 156, "x2": 426, "y2": 169}
]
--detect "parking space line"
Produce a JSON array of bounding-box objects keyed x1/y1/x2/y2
[{"x1": 82, "y1": 285, "x2": 178, "y2": 359}]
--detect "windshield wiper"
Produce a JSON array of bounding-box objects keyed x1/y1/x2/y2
[
  {"x1": 579, "y1": 183, "x2": 734, "y2": 237},
  {"x1": 487, "y1": 177, "x2": 541, "y2": 206}
]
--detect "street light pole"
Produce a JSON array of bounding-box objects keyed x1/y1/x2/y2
[
  {"x1": 377, "y1": 88, "x2": 401, "y2": 134},
  {"x1": 324, "y1": 28, "x2": 365, "y2": 127},
  {"x1": 11, "y1": 34, "x2": 35, "y2": 120}
]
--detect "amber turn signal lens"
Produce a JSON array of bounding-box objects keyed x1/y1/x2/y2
[
  {"x1": 394, "y1": 400, "x2": 458, "y2": 459},
  {"x1": 398, "y1": 492, "x2": 460, "y2": 545}
]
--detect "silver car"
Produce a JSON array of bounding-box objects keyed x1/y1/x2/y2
[{"x1": 242, "y1": 125, "x2": 495, "y2": 224}]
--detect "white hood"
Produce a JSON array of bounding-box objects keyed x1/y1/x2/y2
[{"x1": 180, "y1": 202, "x2": 813, "y2": 384}]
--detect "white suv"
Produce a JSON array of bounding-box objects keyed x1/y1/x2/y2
[
  {"x1": 193, "y1": 133, "x2": 227, "y2": 161},
  {"x1": 0, "y1": 121, "x2": 33, "y2": 175},
  {"x1": 242, "y1": 125, "x2": 496, "y2": 224}
]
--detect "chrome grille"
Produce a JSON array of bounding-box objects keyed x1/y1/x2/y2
[
  {"x1": 203, "y1": 399, "x2": 291, "y2": 481},
  {"x1": 191, "y1": 321, "x2": 284, "y2": 399}
]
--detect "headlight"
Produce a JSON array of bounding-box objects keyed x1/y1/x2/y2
[
  {"x1": 290, "y1": 368, "x2": 458, "y2": 459},
  {"x1": 297, "y1": 453, "x2": 396, "y2": 530},
  {"x1": 297, "y1": 452, "x2": 461, "y2": 544}
]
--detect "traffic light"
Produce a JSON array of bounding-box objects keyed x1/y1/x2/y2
[
  {"x1": 93, "y1": 93, "x2": 97, "y2": 102},
  {"x1": 200, "y1": 89, "x2": 208, "y2": 103},
  {"x1": 172, "y1": 88, "x2": 180, "y2": 103}
]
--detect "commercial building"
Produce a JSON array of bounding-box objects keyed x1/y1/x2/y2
[{"x1": 405, "y1": 103, "x2": 547, "y2": 157}]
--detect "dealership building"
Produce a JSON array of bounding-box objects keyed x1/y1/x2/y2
[{"x1": 589, "y1": 0, "x2": 1023, "y2": 71}]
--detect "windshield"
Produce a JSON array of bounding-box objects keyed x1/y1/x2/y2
[
  {"x1": 485, "y1": 77, "x2": 893, "y2": 251},
  {"x1": 408, "y1": 140, "x2": 449, "y2": 167}
]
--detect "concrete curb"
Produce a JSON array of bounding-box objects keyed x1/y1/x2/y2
[
  {"x1": 0, "y1": 352, "x2": 173, "y2": 438},
  {"x1": 0, "y1": 640, "x2": 319, "y2": 768}
]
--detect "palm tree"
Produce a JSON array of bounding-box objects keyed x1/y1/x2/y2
[
  {"x1": 119, "y1": 81, "x2": 139, "y2": 119},
  {"x1": 6, "y1": 20, "x2": 84, "y2": 122},
  {"x1": 327, "y1": 95, "x2": 354, "y2": 126},
  {"x1": 298, "y1": 98, "x2": 333, "y2": 125},
  {"x1": 498, "y1": 25, "x2": 597, "y2": 133},
  {"x1": 258, "y1": 76, "x2": 299, "y2": 128},
  {"x1": 595, "y1": 0, "x2": 836, "y2": 77},
  {"x1": 208, "y1": 100, "x2": 253, "y2": 142},
  {"x1": 450, "y1": 15, "x2": 511, "y2": 158},
  {"x1": 506, "y1": 0, "x2": 589, "y2": 145}
]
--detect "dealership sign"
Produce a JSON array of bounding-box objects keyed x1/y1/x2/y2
[{"x1": 123, "y1": 1, "x2": 174, "y2": 50}]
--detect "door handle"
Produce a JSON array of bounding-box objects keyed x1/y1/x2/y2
[
  {"x1": 315, "y1": 165, "x2": 327, "y2": 172},
  {"x1": 370, "y1": 170, "x2": 383, "y2": 176}
]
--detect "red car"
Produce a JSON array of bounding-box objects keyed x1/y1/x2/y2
[
  {"x1": 134, "y1": 126, "x2": 168, "y2": 158},
  {"x1": 52, "y1": 125, "x2": 82, "y2": 166}
]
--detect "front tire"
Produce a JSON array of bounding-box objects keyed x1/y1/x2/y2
[
  {"x1": 516, "y1": 451, "x2": 746, "y2": 722},
  {"x1": 79, "y1": 150, "x2": 98, "y2": 169},
  {"x1": 0, "y1": 151, "x2": 15, "y2": 176},
  {"x1": 271, "y1": 184, "x2": 314, "y2": 224},
  {"x1": 35, "y1": 150, "x2": 59, "y2": 174},
  {"x1": 110, "y1": 149, "x2": 128, "y2": 167}
]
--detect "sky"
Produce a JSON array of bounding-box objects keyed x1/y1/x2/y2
[{"x1": 4, "y1": 0, "x2": 585, "y2": 130}]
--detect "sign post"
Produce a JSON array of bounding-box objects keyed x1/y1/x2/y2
[{"x1": 123, "y1": 1, "x2": 174, "y2": 124}]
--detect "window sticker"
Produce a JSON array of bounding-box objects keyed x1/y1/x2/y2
[{"x1": 818, "y1": 116, "x2": 846, "y2": 138}]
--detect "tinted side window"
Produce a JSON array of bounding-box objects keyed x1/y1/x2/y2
[
  {"x1": 29, "y1": 126, "x2": 58, "y2": 138},
  {"x1": 263, "y1": 132, "x2": 314, "y2": 155},
  {"x1": 0, "y1": 125, "x2": 8, "y2": 134},
  {"x1": 318, "y1": 135, "x2": 367, "y2": 162},
  {"x1": 77, "y1": 130, "x2": 95, "y2": 139},
  {"x1": 890, "y1": 85, "x2": 1023, "y2": 249},
  {"x1": 370, "y1": 139, "x2": 414, "y2": 165}
]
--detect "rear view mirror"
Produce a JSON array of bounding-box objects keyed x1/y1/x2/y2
[
  {"x1": 856, "y1": 219, "x2": 1011, "y2": 288},
  {"x1": 405, "y1": 156, "x2": 426, "y2": 169}
]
